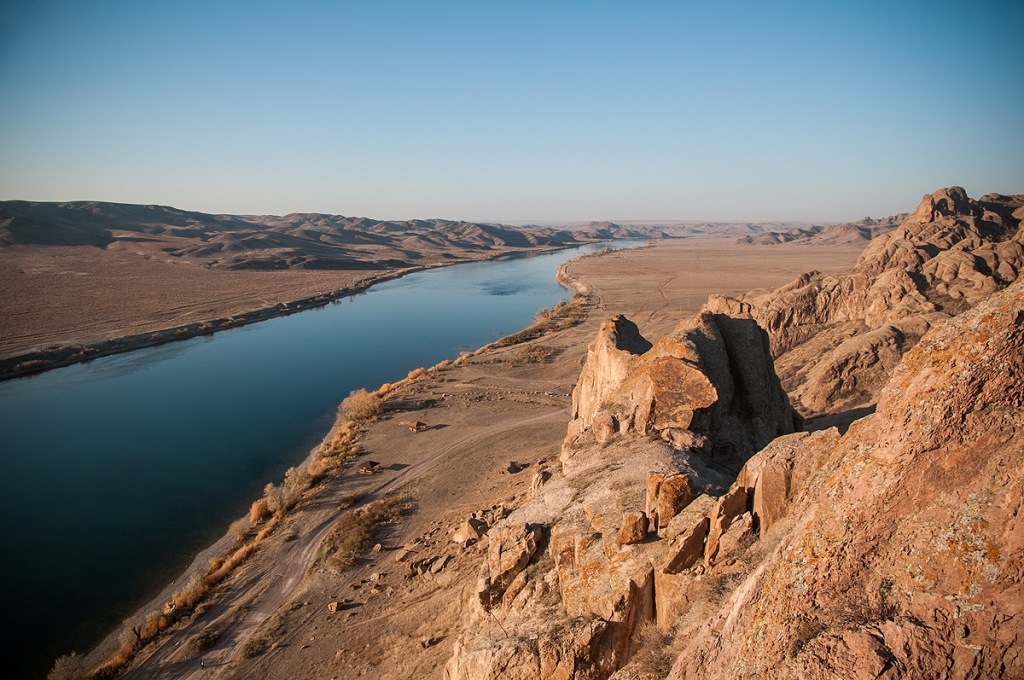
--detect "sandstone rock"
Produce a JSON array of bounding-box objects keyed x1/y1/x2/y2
[
  {"x1": 703, "y1": 485, "x2": 750, "y2": 566},
  {"x1": 616, "y1": 511, "x2": 649, "y2": 545},
  {"x1": 662, "y1": 516, "x2": 709, "y2": 574},
  {"x1": 709, "y1": 512, "x2": 754, "y2": 567},
  {"x1": 646, "y1": 472, "x2": 696, "y2": 536},
  {"x1": 565, "y1": 308, "x2": 796, "y2": 466},
  {"x1": 663, "y1": 494, "x2": 716, "y2": 541},
  {"x1": 477, "y1": 523, "x2": 542, "y2": 611},
  {"x1": 327, "y1": 600, "x2": 341, "y2": 613},
  {"x1": 453, "y1": 517, "x2": 488, "y2": 544},
  {"x1": 530, "y1": 468, "x2": 552, "y2": 497},
  {"x1": 667, "y1": 279, "x2": 1024, "y2": 678}
]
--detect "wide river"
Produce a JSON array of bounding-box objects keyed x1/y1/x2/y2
[{"x1": 0, "y1": 241, "x2": 639, "y2": 678}]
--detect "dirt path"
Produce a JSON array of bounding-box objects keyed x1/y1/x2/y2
[{"x1": 126, "y1": 407, "x2": 566, "y2": 679}]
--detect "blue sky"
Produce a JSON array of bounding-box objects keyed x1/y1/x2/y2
[{"x1": 1, "y1": 0, "x2": 1022, "y2": 222}]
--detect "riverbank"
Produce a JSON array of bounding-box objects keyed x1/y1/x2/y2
[
  {"x1": 0, "y1": 242, "x2": 607, "y2": 381},
  {"x1": 68, "y1": 237, "x2": 867, "y2": 679}
]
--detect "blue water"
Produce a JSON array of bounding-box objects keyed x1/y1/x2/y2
[{"x1": 0, "y1": 241, "x2": 639, "y2": 678}]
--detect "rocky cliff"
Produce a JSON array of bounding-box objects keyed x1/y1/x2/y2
[
  {"x1": 667, "y1": 276, "x2": 1024, "y2": 679},
  {"x1": 446, "y1": 302, "x2": 799, "y2": 679},
  {"x1": 564, "y1": 304, "x2": 800, "y2": 469},
  {"x1": 445, "y1": 187, "x2": 1024, "y2": 679},
  {"x1": 742, "y1": 187, "x2": 1024, "y2": 416}
]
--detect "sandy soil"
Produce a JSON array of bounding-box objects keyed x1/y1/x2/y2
[
  {"x1": 91, "y1": 238, "x2": 864, "y2": 680},
  {"x1": 0, "y1": 245, "x2": 386, "y2": 360}
]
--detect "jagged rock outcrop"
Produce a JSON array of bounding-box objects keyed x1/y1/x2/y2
[
  {"x1": 447, "y1": 306, "x2": 798, "y2": 679},
  {"x1": 564, "y1": 304, "x2": 799, "y2": 466},
  {"x1": 742, "y1": 186, "x2": 1024, "y2": 416},
  {"x1": 665, "y1": 277, "x2": 1024, "y2": 679}
]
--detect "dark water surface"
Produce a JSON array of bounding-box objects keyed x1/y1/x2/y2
[{"x1": 0, "y1": 242, "x2": 638, "y2": 678}]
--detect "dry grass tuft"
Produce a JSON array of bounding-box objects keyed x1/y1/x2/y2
[
  {"x1": 320, "y1": 494, "x2": 412, "y2": 572},
  {"x1": 340, "y1": 388, "x2": 384, "y2": 421}
]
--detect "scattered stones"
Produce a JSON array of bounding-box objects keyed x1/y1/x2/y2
[{"x1": 452, "y1": 518, "x2": 488, "y2": 544}]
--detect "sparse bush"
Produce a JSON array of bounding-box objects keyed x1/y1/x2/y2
[
  {"x1": 249, "y1": 497, "x2": 270, "y2": 524},
  {"x1": 340, "y1": 388, "x2": 383, "y2": 421},
  {"x1": 47, "y1": 652, "x2": 83, "y2": 680},
  {"x1": 406, "y1": 367, "x2": 426, "y2": 381},
  {"x1": 263, "y1": 482, "x2": 283, "y2": 515},
  {"x1": 229, "y1": 517, "x2": 251, "y2": 543},
  {"x1": 281, "y1": 465, "x2": 310, "y2": 510},
  {"x1": 118, "y1": 616, "x2": 144, "y2": 649},
  {"x1": 630, "y1": 620, "x2": 675, "y2": 678},
  {"x1": 320, "y1": 494, "x2": 411, "y2": 572},
  {"x1": 186, "y1": 629, "x2": 221, "y2": 654},
  {"x1": 170, "y1": 574, "x2": 207, "y2": 612},
  {"x1": 240, "y1": 637, "x2": 269, "y2": 659}
]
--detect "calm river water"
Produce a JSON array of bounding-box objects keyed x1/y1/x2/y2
[{"x1": 0, "y1": 241, "x2": 638, "y2": 678}]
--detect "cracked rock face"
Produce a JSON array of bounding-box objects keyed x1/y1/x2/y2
[
  {"x1": 744, "y1": 187, "x2": 1024, "y2": 417},
  {"x1": 564, "y1": 307, "x2": 799, "y2": 469},
  {"x1": 668, "y1": 278, "x2": 1024, "y2": 679}
]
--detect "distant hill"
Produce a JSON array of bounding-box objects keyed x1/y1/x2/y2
[
  {"x1": 736, "y1": 214, "x2": 907, "y2": 246},
  {"x1": 0, "y1": 201, "x2": 657, "y2": 271}
]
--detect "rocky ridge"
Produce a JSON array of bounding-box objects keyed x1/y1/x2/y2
[
  {"x1": 743, "y1": 187, "x2": 1024, "y2": 416},
  {"x1": 445, "y1": 300, "x2": 800, "y2": 679},
  {"x1": 668, "y1": 276, "x2": 1024, "y2": 679},
  {"x1": 736, "y1": 214, "x2": 906, "y2": 247},
  {"x1": 0, "y1": 200, "x2": 654, "y2": 270},
  {"x1": 445, "y1": 187, "x2": 1024, "y2": 679}
]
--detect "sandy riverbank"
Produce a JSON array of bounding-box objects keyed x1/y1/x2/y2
[{"x1": 77, "y1": 237, "x2": 865, "y2": 679}]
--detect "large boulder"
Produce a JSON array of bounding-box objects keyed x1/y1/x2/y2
[{"x1": 564, "y1": 305, "x2": 799, "y2": 468}]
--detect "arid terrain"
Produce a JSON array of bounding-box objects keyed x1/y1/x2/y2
[
  {"x1": 38, "y1": 187, "x2": 1024, "y2": 679},
  {"x1": 72, "y1": 234, "x2": 867, "y2": 680},
  {"x1": 0, "y1": 200, "x2": 652, "y2": 378}
]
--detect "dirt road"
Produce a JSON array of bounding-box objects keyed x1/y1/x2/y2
[{"x1": 125, "y1": 407, "x2": 567, "y2": 679}]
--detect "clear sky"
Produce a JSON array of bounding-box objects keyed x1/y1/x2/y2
[{"x1": 1, "y1": 0, "x2": 1022, "y2": 222}]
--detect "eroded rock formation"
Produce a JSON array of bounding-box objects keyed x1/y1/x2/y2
[
  {"x1": 667, "y1": 276, "x2": 1024, "y2": 679},
  {"x1": 564, "y1": 306, "x2": 799, "y2": 467},
  {"x1": 742, "y1": 186, "x2": 1024, "y2": 416},
  {"x1": 446, "y1": 304, "x2": 797, "y2": 679},
  {"x1": 447, "y1": 187, "x2": 1024, "y2": 680}
]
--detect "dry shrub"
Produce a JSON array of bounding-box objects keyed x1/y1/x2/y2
[
  {"x1": 320, "y1": 494, "x2": 411, "y2": 572},
  {"x1": 254, "y1": 513, "x2": 281, "y2": 542},
  {"x1": 307, "y1": 455, "x2": 337, "y2": 481},
  {"x1": 340, "y1": 388, "x2": 383, "y2": 421},
  {"x1": 170, "y1": 574, "x2": 207, "y2": 612},
  {"x1": 629, "y1": 620, "x2": 676, "y2": 678},
  {"x1": 186, "y1": 629, "x2": 221, "y2": 655},
  {"x1": 249, "y1": 497, "x2": 270, "y2": 525},
  {"x1": 206, "y1": 542, "x2": 257, "y2": 587},
  {"x1": 229, "y1": 517, "x2": 251, "y2": 543},
  {"x1": 406, "y1": 367, "x2": 426, "y2": 381},
  {"x1": 139, "y1": 611, "x2": 167, "y2": 641},
  {"x1": 377, "y1": 382, "x2": 394, "y2": 394},
  {"x1": 240, "y1": 637, "x2": 269, "y2": 659},
  {"x1": 48, "y1": 652, "x2": 83, "y2": 680},
  {"x1": 281, "y1": 465, "x2": 309, "y2": 510},
  {"x1": 263, "y1": 482, "x2": 283, "y2": 515}
]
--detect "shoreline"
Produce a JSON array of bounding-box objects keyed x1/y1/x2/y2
[
  {"x1": 76, "y1": 242, "x2": 628, "y2": 674},
  {"x1": 0, "y1": 242, "x2": 610, "y2": 382}
]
